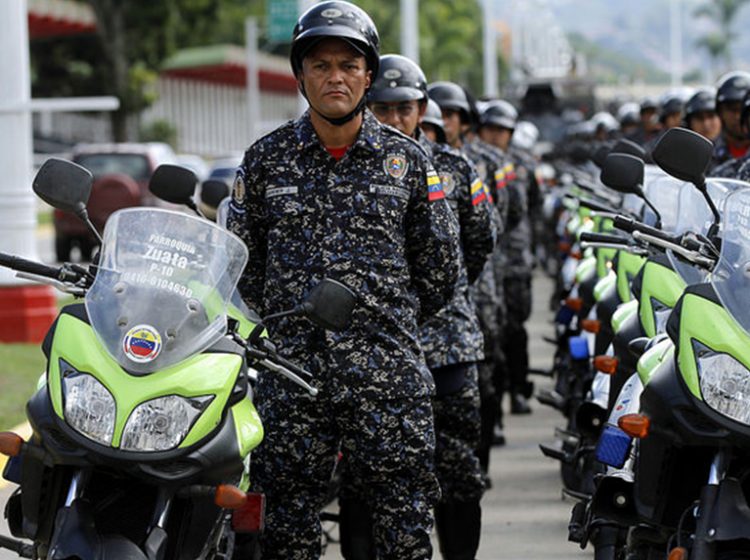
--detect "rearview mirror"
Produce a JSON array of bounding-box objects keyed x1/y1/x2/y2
[
  {"x1": 610, "y1": 138, "x2": 646, "y2": 161},
  {"x1": 651, "y1": 127, "x2": 713, "y2": 186},
  {"x1": 303, "y1": 279, "x2": 357, "y2": 331},
  {"x1": 149, "y1": 164, "x2": 198, "y2": 206},
  {"x1": 600, "y1": 153, "x2": 645, "y2": 196},
  {"x1": 200, "y1": 180, "x2": 231, "y2": 210},
  {"x1": 33, "y1": 158, "x2": 93, "y2": 215}
]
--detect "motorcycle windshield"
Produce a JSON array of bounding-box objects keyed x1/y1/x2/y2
[
  {"x1": 641, "y1": 174, "x2": 684, "y2": 232},
  {"x1": 668, "y1": 179, "x2": 748, "y2": 285},
  {"x1": 85, "y1": 208, "x2": 249, "y2": 374},
  {"x1": 711, "y1": 186, "x2": 750, "y2": 337}
]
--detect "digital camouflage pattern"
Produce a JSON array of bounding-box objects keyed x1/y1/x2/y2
[
  {"x1": 227, "y1": 109, "x2": 460, "y2": 559},
  {"x1": 418, "y1": 131, "x2": 496, "y2": 368},
  {"x1": 431, "y1": 363, "x2": 485, "y2": 501},
  {"x1": 708, "y1": 134, "x2": 739, "y2": 174},
  {"x1": 712, "y1": 152, "x2": 750, "y2": 178},
  {"x1": 254, "y1": 375, "x2": 439, "y2": 560}
]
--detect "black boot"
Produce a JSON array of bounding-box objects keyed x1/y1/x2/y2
[
  {"x1": 434, "y1": 500, "x2": 481, "y2": 560},
  {"x1": 510, "y1": 393, "x2": 532, "y2": 414},
  {"x1": 339, "y1": 498, "x2": 376, "y2": 560}
]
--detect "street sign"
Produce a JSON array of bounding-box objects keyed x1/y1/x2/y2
[{"x1": 267, "y1": 0, "x2": 297, "y2": 43}]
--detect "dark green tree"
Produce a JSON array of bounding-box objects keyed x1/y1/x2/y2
[{"x1": 694, "y1": 0, "x2": 750, "y2": 76}]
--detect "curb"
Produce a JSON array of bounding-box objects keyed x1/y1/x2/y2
[{"x1": 0, "y1": 422, "x2": 32, "y2": 490}]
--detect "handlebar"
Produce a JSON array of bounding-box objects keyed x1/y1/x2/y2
[
  {"x1": 0, "y1": 252, "x2": 61, "y2": 279},
  {"x1": 613, "y1": 216, "x2": 677, "y2": 244},
  {"x1": 579, "y1": 232, "x2": 630, "y2": 245}
]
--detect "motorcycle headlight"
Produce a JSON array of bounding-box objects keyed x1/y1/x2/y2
[
  {"x1": 651, "y1": 298, "x2": 672, "y2": 335},
  {"x1": 120, "y1": 395, "x2": 213, "y2": 452},
  {"x1": 62, "y1": 364, "x2": 116, "y2": 446},
  {"x1": 696, "y1": 342, "x2": 750, "y2": 425}
]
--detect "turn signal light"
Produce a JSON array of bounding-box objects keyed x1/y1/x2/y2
[
  {"x1": 594, "y1": 355, "x2": 619, "y2": 375},
  {"x1": 215, "y1": 485, "x2": 248, "y2": 510},
  {"x1": 565, "y1": 297, "x2": 583, "y2": 312},
  {"x1": 0, "y1": 432, "x2": 23, "y2": 457},
  {"x1": 558, "y1": 241, "x2": 572, "y2": 253},
  {"x1": 232, "y1": 492, "x2": 266, "y2": 534},
  {"x1": 668, "y1": 547, "x2": 688, "y2": 560},
  {"x1": 618, "y1": 414, "x2": 650, "y2": 439},
  {"x1": 570, "y1": 250, "x2": 583, "y2": 260},
  {"x1": 581, "y1": 319, "x2": 601, "y2": 334}
]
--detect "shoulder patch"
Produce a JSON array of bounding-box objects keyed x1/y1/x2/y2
[
  {"x1": 427, "y1": 170, "x2": 445, "y2": 201},
  {"x1": 233, "y1": 170, "x2": 246, "y2": 204},
  {"x1": 440, "y1": 172, "x2": 456, "y2": 197},
  {"x1": 385, "y1": 153, "x2": 409, "y2": 180}
]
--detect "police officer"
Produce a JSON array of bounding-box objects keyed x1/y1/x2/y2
[
  {"x1": 709, "y1": 71, "x2": 750, "y2": 173},
  {"x1": 227, "y1": 3, "x2": 460, "y2": 558},
  {"x1": 427, "y1": 81, "x2": 510, "y2": 460},
  {"x1": 643, "y1": 93, "x2": 687, "y2": 156},
  {"x1": 684, "y1": 87, "x2": 721, "y2": 142},
  {"x1": 342, "y1": 53, "x2": 494, "y2": 560},
  {"x1": 617, "y1": 102, "x2": 641, "y2": 140},
  {"x1": 478, "y1": 100, "x2": 535, "y2": 416},
  {"x1": 629, "y1": 96, "x2": 661, "y2": 146},
  {"x1": 718, "y1": 89, "x2": 750, "y2": 180}
]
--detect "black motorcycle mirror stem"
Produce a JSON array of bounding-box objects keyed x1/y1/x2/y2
[
  {"x1": 32, "y1": 158, "x2": 103, "y2": 244},
  {"x1": 600, "y1": 153, "x2": 663, "y2": 228},
  {"x1": 651, "y1": 127, "x2": 721, "y2": 236},
  {"x1": 148, "y1": 164, "x2": 206, "y2": 219},
  {"x1": 247, "y1": 279, "x2": 357, "y2": 345}
]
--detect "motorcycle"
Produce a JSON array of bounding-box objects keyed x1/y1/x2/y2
[{"x1": 0, "y1": 159, "x2": 355, "y2": 559}]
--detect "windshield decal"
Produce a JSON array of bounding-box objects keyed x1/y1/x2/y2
[{"x1": 123, "y1": 324, "x2": 163, "y2": 363}]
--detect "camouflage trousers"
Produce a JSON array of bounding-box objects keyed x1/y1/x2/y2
[
  {"x1": 432, "y1": 363, "x2": 485, "y2": 502},
  {"x1": 251, "y1": 376, "x2": 439, "y2": 560}
]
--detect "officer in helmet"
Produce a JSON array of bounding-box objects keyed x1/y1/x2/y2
[
  {"x1": 422, "y1": 98, "x2": 448, "y2": 143},
  {"x1": 227, "y1": 3, "x2": 460, "y2": 558},
  {"x1": 715, "y1": 89, "x2": 750, "y2": 179},
  {"x1": 643, "y1": 93, "x2": 687, "y2": 155},
  {"x1": 479, "y1": 100, "x2": 535, "y2": 419},
  {"x1": 709, "y1": 71, "x2": 750, "y2": 172},
  {"x1": 428, "y1": 81, "x2": 511, "y2": 465},
  {"x1": 617, "y1": 102, "x2": 641, "y2": 140},
  {"x1": 630, "y1": 96, "x2": 661, "y2": 146},
  {"x1": 340, "y1": 53, "x2": 495, "y2": 560},
  {"x1": 684, "y1": 87, "x2": 721, "y2": 142}
]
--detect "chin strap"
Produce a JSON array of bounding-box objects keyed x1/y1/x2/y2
[{"x1": 299, "y1": 82, "x2": 368, "y2": 126}]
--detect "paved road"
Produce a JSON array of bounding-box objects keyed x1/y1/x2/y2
[{"x1": 0, "y1": 272, "x2": 592, "y2": 559}]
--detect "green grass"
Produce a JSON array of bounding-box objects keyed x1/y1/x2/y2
[{"x1": 0, "y1": 344, "x2": 45, "y2": 429}]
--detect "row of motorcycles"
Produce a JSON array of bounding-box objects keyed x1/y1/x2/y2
[
  {"x1": 540, "y1": 127, "x2": 750, "y2": 559},
  {"x1": 0, "y1": 160, "x2": 356, "y2": 559}
]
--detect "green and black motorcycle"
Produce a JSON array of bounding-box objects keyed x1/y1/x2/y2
[{"x1": 0, "y1": 159, "x2": 354, "y2": 559}]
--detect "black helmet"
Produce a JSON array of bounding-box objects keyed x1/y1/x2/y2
[
  {"x1": 640, "y1": 96, "x2": 659, "y2": 113},
  {"x1": 659, "y1": 94, "x2": 685, "y2": 122},
  {"x1": 740, "y1": 89, "x2": 750, "y2": 130},
  {"x1": 427, "y1": 81, "x2": 471, "y2": 123},
  {"x1": 479, "y1": 99, "x2": 518, "y2": 130},
  {"x1": 616, "y1": 102, "x2": 640, "y2": 127},
  {"x1": 290, "y1": 1, "x2": 380, "y2": 78},
  {"x1": 716, "y1": 71, "x2": 750, "y2": 105},
  {"x1": 421, "y1": 98, "x2": 446, "y2": 143},
  {"x1": 368, "y1": 54, "x2": 427, "y2": 103},
  {"x1": 685, "y1": 88, "x2": 716, "y2": 122}
]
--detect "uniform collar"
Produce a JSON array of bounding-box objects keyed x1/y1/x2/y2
[{"x1": 294, "y1": 109, "x2": 384, "y2": 155}]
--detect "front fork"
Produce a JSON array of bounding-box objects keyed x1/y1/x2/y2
[{"x1": 691, "y1": 449, "x2": 730, "y2": 560}]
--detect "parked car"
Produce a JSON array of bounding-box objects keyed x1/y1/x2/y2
[{"x1": 53, "y1": 142, "x2": 178, "y2": 261}]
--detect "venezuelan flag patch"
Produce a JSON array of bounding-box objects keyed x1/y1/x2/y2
[
  {"x1": 427, "y1": 171, "x2": 445, "y2": 201},
  {"x1": 471, "y1": 178, "x2": 486, "y2": 206}
]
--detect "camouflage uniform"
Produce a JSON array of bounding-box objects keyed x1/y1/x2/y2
[
  {"x1": 418, "y1": 131, "x2": 495, "y2": 506},
  {"x1": 227, "y1": 109, "x2": 460, "y2": 560},
  {"x1": 461, "y1": 137, "x2": 509, "y2": 467},
  {"x1": 708, "y1": 133, "x2": 748, "y2": 174},
  {"x1": 711, "y1": 152, "x2": 749, "y2": 178},
  {"x1": 504, "y1": 148, "x2": 535, "y2": 407}
]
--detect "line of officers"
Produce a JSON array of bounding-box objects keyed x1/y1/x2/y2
[
  {"x1": 225, "y1": 2, "x2": 541, "y2": 559},
  {"x1": 583, "y1": 71, "x2": 750, "y2": 178}
]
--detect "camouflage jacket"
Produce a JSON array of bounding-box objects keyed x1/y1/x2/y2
[
  {"x1": 503, "y1": 147, "x2": 534, "y2": 279},
  {"x1": 711, "y1": 153, "x2": 749, "y2": 179},
  {"x1": 227, "y1": 110, "x2": 460, "y2": 400},
  {"x1": 418, "y1": 133, "x2": 496, "y2": 368},
  {"x1": 708, "y1": 134, "x2": 749, "y2": 175}
]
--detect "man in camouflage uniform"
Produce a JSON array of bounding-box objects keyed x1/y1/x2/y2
[
  {"x1": 708, "y1": 72, "x2": 750, "y2": 174},
  {"x1": 428, "y1": 81, "x2": 511, "y2": 459},
  {"x1": 227, "y1": 4, "x2": 460, "y2": 559},
  {"x1": 713, "y1": 89, "x2": 750, "y2": 179},
  {"x1": 479, "y1": 100, "x2": 535, "y2": 416},
  {"x1": 337, "y1": 54, "x2": 495, "y2": 560}
]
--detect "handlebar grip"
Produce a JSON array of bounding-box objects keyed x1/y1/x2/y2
[
  {"x1": 613, "y1": 215, "x2": 636, "y2": 233},
  {"x1": 0, "y1": 252, "x2": 61, "y2": 280},
  {"x1": 613, "y1": 216, "x2": 677, "y2": 243},
  {"x1": 579, "y1": 232, "x2": 628, "y2": 245}
]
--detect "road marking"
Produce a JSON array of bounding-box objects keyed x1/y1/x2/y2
[{"x1": 0, "y1": 422, "x2": 32, "y2": 489}]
